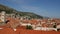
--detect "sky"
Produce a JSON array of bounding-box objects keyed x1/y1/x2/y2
[{"x1": 0, "y1": 0, "x2": 60, "y2": 18}]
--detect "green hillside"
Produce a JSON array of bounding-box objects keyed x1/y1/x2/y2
[{"x1": 0, "y1": 4, "x2": 43, "y2": 19}]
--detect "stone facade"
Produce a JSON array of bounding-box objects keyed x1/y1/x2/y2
[{"x1": 0, "y1": 11, "x2": 6, "y2": 22}]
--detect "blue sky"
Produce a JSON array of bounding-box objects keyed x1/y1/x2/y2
[{"x1": 0, "y1": 0, "x2": 60, "y2": 18}]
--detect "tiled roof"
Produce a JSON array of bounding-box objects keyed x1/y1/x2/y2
[{"x1": 0, "y1": 26, "x2": 60, "y2": 34}]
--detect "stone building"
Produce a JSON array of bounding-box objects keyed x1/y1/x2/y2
[{"x1": 0, "y1": 11, "x2": 6, "y2": 22}]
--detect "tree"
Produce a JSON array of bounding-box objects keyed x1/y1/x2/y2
[
  {"x1": 26, "y1": 25, "x2": 33, "y2": 30},
  {"x1": 57, "y1": 28, "x2": 60, "y2": 31},
  {"x1": 53, "y1": 23, "x2": 56, "y2": 28}
]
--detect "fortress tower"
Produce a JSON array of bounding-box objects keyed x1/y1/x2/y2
[{"x1": 1, "y1": 11, "x2": 6, "y2": 23}]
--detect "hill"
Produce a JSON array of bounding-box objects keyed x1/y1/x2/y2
[{"x1": 0, "y1": 4, "x2": 43, "y2": 19}]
